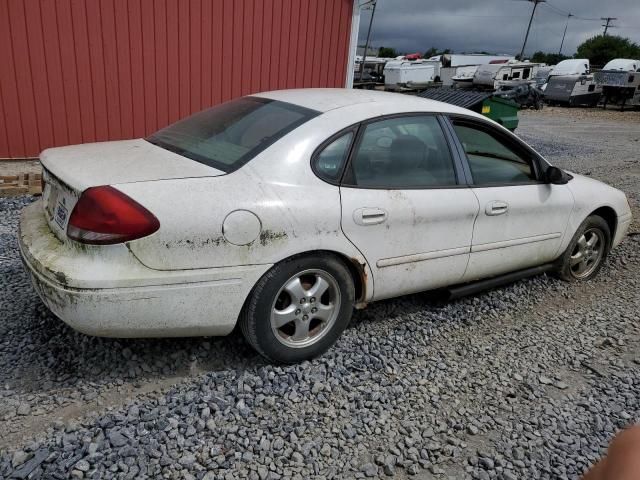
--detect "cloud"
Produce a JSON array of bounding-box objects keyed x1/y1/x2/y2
[{"x1": 358, "y1": 0, "x2": 640, "y2": 56}]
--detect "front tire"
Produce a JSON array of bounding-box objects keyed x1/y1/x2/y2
[
  {"x1": 557, "y1": 215, "x2": 611, "y2": 281},
  {"x1": 239, "y1": 254, "x2": 355, "y2": 363}
]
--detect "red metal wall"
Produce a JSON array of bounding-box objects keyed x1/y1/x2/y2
[{"x1": 0, "y1": 0, "x2": 354, "y2": 159}]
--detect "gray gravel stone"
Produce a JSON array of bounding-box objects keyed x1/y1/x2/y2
[
  {"x1": 107, "y1": 431, "x2": 128, "y2": 448},
  {"x1": 74, "y1": 459, "x2": 90, "y2": 472},
  {"x1": 11, "y1": 450, "x2": 28, "y2": 468},
  {"x1": 539, "y1": 375, "x2": 552, "y2": 385},
  {"x1": 361, "y1": 463, "x2": 377, "y2": 477}
]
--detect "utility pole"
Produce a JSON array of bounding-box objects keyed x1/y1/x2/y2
[
  {"x1": 519, "y1": 0, "x2": 545, "y2": 61},
  {"x1": 358, "y1": 0, "x2": 377, "y2": 84},
  {"x1": 558, "y1": 13, "x2": 573, "y2": 56},
  {"x1": 601, "y1": 17, "x2": 617, "y2": 35}
]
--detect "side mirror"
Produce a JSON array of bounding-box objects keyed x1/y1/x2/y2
[{"x1": 545, "y1": 166, "x2": 570, "y2": 185}]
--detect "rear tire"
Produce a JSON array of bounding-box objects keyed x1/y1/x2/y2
[
  {"x1": 239, "y1": 254, "x2": 355, "y2": 363},
  {"x1": 556, "y1": 215, "x2": 611, "y2": 281}
]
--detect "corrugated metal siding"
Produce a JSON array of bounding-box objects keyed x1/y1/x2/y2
[{"x1": 0, "y1": 0, "x2": 354, "y2": 159}]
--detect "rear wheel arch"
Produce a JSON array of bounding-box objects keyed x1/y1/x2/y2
[
  {"x1": 265, "y1": 250, "x2": 369, "y2": 306},
  {"x1": 234, "y1": 249, "x2": 370, "y2": 333}
]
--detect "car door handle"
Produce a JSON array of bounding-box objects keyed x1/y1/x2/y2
[
  {"x1": 485, "y1": 200, "x2": 509, "y2": 216},
  {"x1": 353, "y1": 207, "x2": 388, "y2": 226}
]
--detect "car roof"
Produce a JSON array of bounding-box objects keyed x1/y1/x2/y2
[{"x1": 255, "y1": 88, "x2": 478, "y2": 117}]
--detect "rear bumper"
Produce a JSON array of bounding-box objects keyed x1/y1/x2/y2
[{"x1": 19, "y1": 201, "x2": 271, "y2": 337}]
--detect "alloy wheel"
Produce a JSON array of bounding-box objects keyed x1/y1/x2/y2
[
  {"x1": 270, "y1": 269, "x2": 341, "y2": 348},
  {"x1": 569, "y1": 228, "x2": 605, "y2": 279}
]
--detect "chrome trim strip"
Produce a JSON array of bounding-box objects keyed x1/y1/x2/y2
[
  {"x1": 377, "y1": 232, "x2": 562, "y2": 268},
  {"x1": 377, "y1": 246, "x2": 470, "y2": 268},
  {"x1": 472, "y1": 232, "x2": 562, "y2": 253}
]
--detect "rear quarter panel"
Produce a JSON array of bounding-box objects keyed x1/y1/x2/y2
[{"x1": 118, "y1": 170, "x2": 361, "y2": 270}]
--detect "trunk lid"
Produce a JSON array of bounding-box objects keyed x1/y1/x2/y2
[
  {"x1": 40, "y1": 139, "x2": 225, "y2": 191},
  {"x1": 40, "y1": 139, "x2": 224, "y2": 241}
]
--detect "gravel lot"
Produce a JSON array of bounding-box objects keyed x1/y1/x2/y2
[{"x1": 1, "y1": 107, "x2": 639, "y2": 479}]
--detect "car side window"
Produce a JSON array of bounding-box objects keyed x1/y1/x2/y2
[
  {"x1": 345, "y1": 115, "x2": 457, "y2": 188},
  {"x1": 452, "y1": 121, "x2": 537, "y2": 185},
  {"x1": 313, "y1": 131, "x2": 354, "y2": 182}
]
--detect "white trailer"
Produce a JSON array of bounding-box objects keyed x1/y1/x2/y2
[
  {"x1": 473, "y1": 62, "x2": 541, "y2": 89},
  {"x1": 543, "y1": 59, "x2": 601, "y2": 107},
  {"x1": 383, "y1": 59, "x2": 438, "y2": 90},
  {"x1": 594, "y1": 58, "x2": 640, "y2": 109},
  {"x1": 441, "y1": 54, "x2": 515, "y2": 67},
  {"x1": 438, "y1": 54, "x2": 515, "y2": 87}
]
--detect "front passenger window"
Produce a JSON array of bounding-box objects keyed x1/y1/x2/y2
[{"x1": 452, "y1": 122, "x2": 536, "y2": 185}]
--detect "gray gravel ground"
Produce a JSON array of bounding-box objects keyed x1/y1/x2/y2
[{"x1": 1, "y1": 108, "x2": 639, "y2": 479}]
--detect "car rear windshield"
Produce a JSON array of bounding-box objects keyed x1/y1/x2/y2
[{"x1": 146, "y1": 97, "x2": 319, "y2": 173}]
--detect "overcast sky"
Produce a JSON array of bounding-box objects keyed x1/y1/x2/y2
[{"x1": 357, "y1": 0, "x2": 640, "y2": 57}]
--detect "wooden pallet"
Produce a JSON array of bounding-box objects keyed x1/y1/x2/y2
[{"x1": 0, "y1": 173, "x2": 42, "y2": 197}]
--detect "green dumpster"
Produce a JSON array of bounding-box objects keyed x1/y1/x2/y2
[
  {"x1": 480, "y1": 96, "x2": 520, "y2": 131},
  {"x1": 417, "y1": 88, "x2": 520, "y2": 131}
]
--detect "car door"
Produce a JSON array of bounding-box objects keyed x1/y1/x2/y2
[
  {"x1": 448, "y1": 117, "x2": 574, "y2": 281},
  {"x1": 336, "y1": 114, "x2": 479, "y2": 301}
]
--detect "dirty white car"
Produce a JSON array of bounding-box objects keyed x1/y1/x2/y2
[{"x1": 19, "y1": 89, "x2": 632, "y2": 363}]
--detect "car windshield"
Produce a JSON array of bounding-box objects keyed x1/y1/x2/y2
[{"x1": 146, "y1": 97, "x2": 319, "y2": 173}]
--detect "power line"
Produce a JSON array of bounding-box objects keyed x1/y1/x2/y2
[
  {"x1": 542, "y1": 2, "x2": 570, "y2": 16},
  {"x1": 426, "y1": 13, "x2": 528, "y2": 19},
  {"x1": 571, "y1": 15, "x2": 602, "y2": 22},
  {"x1": 542, "y1": 2, "x2": 600, "y2": 21}
]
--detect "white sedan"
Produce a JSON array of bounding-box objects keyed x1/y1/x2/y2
[{"x1": 19, "y1": 89, "x2": 632, "y2": 363}]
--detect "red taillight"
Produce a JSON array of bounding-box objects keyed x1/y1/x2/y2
[{"x1": 67, "y1": 186, "x2": 160, "y2": 245}]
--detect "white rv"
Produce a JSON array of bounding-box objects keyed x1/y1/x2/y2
[
  {"x1": 441, "y1": 54, "x2": 515, "y2": 67},
  {"x1": 543, "y1": 59, "x2": 601, "y2": 107},
  {"x1": 594, "y1": 58, "x2": 640, "y2": 108},
  {"x1": 438, "y1": 54, "x2": 515, "y2": 86},
  {"x1": 473, "y1": 62, "x2": 541, "y2": 89}
]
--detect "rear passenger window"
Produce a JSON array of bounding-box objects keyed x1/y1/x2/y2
[
  {"x1": 313, "y1": 132, "x2": 354, "y2": 182},
  {"x1": 344, "y1": 115, "x2": 457, "y2": 188}
]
